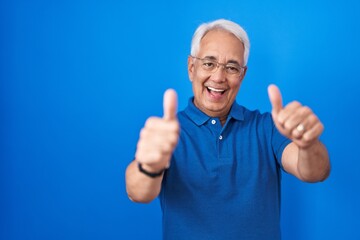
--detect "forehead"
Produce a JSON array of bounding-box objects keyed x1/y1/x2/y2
[{"x1": 198, "y1": 29, "x2": 244, "y2": 63}]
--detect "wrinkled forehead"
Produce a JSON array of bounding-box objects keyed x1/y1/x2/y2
[{"x1": 198, "y1": 29, "x2": 245, "y2": 64}]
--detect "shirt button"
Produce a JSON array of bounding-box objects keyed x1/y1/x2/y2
[
  {"x1": 219, "y1": 135, "x2": 223, "y2": 140},
  {"x1": 211, "y1": 119, "x2": 216, "y2": 125}
]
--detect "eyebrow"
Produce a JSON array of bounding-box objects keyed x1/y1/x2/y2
[{"x1": 203, "y1": 55, "x2": 241, "y2": 66}]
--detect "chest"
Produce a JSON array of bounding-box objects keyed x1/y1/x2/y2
[{"x1": 167, "y1": 119, "x2": 279, "y2": 196}]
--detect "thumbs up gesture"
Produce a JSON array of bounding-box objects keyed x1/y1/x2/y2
[
  {"x1": 268, "y1": 84, "x2": 324, "y2": 149},
  {"x1": 135, "y1": 89, "x2": 180, "y2": 172}
]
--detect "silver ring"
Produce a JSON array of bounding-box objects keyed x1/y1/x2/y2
[{"x1": 296, "y1": 123, "x2": 305, "y2": 132}]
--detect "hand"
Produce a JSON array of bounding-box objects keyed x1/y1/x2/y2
[
  {"x1": 268, "y1": 84, "x2": 324, "y2": 149},
  {"x1": 135, "y1": 89, "x2": 180, "y2": 172}
]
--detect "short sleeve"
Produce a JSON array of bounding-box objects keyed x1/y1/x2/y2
[{"x1": 270, "y1": 116, "x2": 292, "y2": 170}]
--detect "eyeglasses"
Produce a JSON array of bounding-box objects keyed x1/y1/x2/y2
[{"x1": 190, "y1": 55, "x2": 245, "y2": 77}]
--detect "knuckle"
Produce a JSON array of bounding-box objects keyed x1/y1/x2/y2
[
  {"x1": 291, "y1": 129, "x2": 301, "y2": 138},
  {"x1": 152, "y1": 151, "x2": 163, "y2": 163},
  {"x1": 302, "y1": 106, "x2": 312, "y2": 115},
  {"x1": 276, "y1": 114, "x2": 285, "y2": 125},
  {"x1": 293, "y1": 101, "x2": 301, "y2": 106},
  {"x1": 288, "y1": 101, "x2": 301, "y2": 108},
  {"x1": 139, "y1": 128, "x2": 148, "y2": 138},
  {"x1": 145, "y1": 117, "x2": 159, "y2": 127},
  {"x1": 135, "y1": 151, "x2": 146, "y2": 163},
  {"x1": 174, "y1": 122, "x2": 180, "y2": 132},
  {"x1": 283, "y1": 120, "x2": 293, "y2": 130},
  {"x1": 167, "y1": 120, "x2": 180, "y2": 132},
  {"x1": 162, "y1": 144, "x2": 172, "y2": 153},
  {"x1": 136, "y1": 139, "x2": 144, "y2": 151},
  {"x1": 165, "y1": 136, "x2": 178, "y2": 151},
  {"x1": 313, "y1": 123, "x2": 324, "y2": 136},
  {"x1": 302, "y1": 132, "x2": 318, "y2": 144},
  {"x1": 302, "y1": 134, "x2": 312, "y2": 142},
  {"x1": 308, "y1": 114, "x2": 317, "y2": 123}
]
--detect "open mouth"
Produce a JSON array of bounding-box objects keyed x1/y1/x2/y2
[{"x1": 207, "y1": 86, "x2": 226, "y2": 95}]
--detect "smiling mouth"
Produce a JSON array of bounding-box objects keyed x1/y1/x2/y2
[{"x1": 207, "y1": 86, "x2": 226, "y2": 94}]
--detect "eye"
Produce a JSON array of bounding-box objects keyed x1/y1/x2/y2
[
  {"x1": 202, "y1": 60, "x2": 216, "y2": 70},
  {"x1": 226, "y1": 65, "x2": 241, "y2": 74}
]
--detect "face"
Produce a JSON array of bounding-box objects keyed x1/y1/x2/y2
[{"x1": 188, "y1": 29, "x2": 247, "y2": 118}]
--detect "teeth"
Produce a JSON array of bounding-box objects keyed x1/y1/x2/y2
[{"x1": 208, "y1": 87, "x2": 225, "y2": 93}]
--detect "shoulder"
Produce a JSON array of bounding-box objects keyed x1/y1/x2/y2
[
  {"x1": 238, "y1": 105, "x2": 273, "y2": 126},
  {"x1": 177, "y1": 109, "x2": 189, "y2": 123}
]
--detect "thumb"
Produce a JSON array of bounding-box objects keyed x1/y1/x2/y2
[
  {"x1": 163, "y1": 89, "x2": 178, "y2": 120},
  {"x1": 268, "y1": 84, "x2": 283, "y2": 115}
]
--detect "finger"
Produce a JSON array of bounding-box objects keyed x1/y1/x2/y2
[
  {"x1": 163, "y1": 89, "x2": 178, "y2": 120},
  {"x1": 292, "y1": 122, "x2": 324, "y2": 148},
  {"x1": 268, "y1": 84, "x2": 283, "y2": 115},
  {"x1": 144, "y1": 117, "x2": 179, "y2": 132},
  {"x1": 280, "y1": 102, "x2": 305, "y2": 129},
  {"x1": 289, "y1": 108, "x2": 315, "y2": 138},
  {"x1": 302, "y1": 122, "x2": 324, "y2": 142}
]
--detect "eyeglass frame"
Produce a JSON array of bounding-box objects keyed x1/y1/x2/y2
[{"x1": 190, "y1": 55, "x2": 246, "y2": 77}]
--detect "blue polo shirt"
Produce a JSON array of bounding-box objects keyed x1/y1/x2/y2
[{"x1": 159, "y1": 98, "x2": 291, "y2": 240}]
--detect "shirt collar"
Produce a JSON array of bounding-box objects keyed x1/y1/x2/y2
[{"x1": 184, "y1": 97, "x2": 245, "y2": 126}]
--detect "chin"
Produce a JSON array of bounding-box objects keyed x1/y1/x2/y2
[{"x1": 204, "y1": 102, "x2": 229, "y2": 116}]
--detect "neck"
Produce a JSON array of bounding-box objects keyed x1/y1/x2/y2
[{"x1": 219, "y1": 115, "x2": 228, "y2": 126}]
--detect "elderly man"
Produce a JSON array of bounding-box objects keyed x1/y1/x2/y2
[{"x1": 125, "y1": 19, "x2": 330, "y2": 240}]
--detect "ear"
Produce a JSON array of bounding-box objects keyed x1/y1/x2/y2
[
  {"x1": 239, "y1": 66, "x2": 248, "y2": 83},
  {"x1": 187, "y1": 56, "x2": 195, "y2": 82}
]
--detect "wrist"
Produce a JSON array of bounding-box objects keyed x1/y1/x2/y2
[
  {"x1": 298, "y1": 139, "x2": 322, "y2": 151},
  {"x1": 137, "y1": 162, "x2": 166, "y2": 178}
]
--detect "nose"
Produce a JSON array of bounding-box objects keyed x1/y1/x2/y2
[{"x1": 210, "y1": 65, "x2": 226, "y2": 82}]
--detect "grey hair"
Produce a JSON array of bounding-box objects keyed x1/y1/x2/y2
[{"x1": 190, "y1": 19, "x2": 250, "y2": 66}]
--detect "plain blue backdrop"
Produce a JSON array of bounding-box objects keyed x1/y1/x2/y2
[{"x1": 1, "y1": 0, "x2": 360, "y2": 239}]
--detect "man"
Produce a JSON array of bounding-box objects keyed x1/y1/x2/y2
[{"x1": 125, "y1": 19, "x2": 330, "y2": 239}]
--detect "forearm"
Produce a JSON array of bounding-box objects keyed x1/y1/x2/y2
[
  {"x1": 297, "y1": 140, "x2": 331, "y2": 182},
  {"x1": 125, "y1": 160, "x2": 163, "y2": 203}
]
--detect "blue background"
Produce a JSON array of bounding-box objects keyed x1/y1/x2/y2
[{"x1": 1, "y1": 0, "x2": 359, "y2": 239}]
